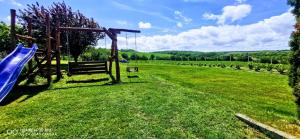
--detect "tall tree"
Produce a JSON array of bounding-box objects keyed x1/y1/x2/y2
[
  {"x1": 0, "y1": 22, "x2": 24, "y2": 55},
  {"x1": 0, "y1": 22, "x2": 12, "y2": 54},
  {"x1": 18, "y1": 2, "x2": 104, "y2": 62},
  {"x1": 288, "y1": 0, "x2": 300, "y2": 118}
]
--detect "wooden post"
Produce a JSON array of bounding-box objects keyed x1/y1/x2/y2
[
  {"x1": 10, "y1": 9, "x2": 16, "y2": 48},
  {"x1": 109, "y1": 38, "x2": 114, "y2": 75},
  {"x1": 27, "y1": 18, "x2": 33, "y2": 73},
  {"x1": 114, "y1": 34, "x2": 121, "y2": 82},
  {"x1": 55, "y1": 22, "x2": 62, "y2": 79},
  {"x1": 46, "y1": 14, "x2": 52, "y2": 84}
]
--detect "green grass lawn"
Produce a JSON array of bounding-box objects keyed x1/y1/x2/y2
[{"x1": 0, "y1": 62, "x2": 299, "y2": 138}]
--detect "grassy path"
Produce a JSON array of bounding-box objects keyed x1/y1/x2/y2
[{"x1": 0, "y1": 63, "x2": 298, "y2": 138}]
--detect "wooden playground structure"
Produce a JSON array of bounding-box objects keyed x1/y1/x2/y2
[{"x1": 10, "y1": 9, "x2": 140, "y2": 84}]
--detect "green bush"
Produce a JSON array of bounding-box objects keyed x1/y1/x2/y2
[
  {"x1": 254, "y1": 65, "x2": 261, "y2": 72},
  {"x1": 235, "y1": 65, "x2": 241, "y2": 70},
  {"x1": 81, "y1": 47, "x2": 109, "y2": 61},
  {"x1": 260, "y1": 64, "x2": 267, "y2": 69},
  {"x1": 266, "y1": 64, "x2": 273, "y2": 72},
  {"x1": 221, "y1": 64, "x2": 226, "y2": 68},
  {"x1": 248, "y1": 63, "x2": 254, "y2": 70},
  {"x1": 276, "y1": 64, "x2": 285, "y2": 74}
]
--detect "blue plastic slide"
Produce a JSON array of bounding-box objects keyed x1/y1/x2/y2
[{"x1": 0, "y1": 44, "x2": 38, "y2": 102}]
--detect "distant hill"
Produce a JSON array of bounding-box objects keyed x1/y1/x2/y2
[{"x1": 82, "y1": 48, "x2": 290, "y2": 64}]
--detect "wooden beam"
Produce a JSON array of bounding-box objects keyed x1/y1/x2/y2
[
  {"x1": 55, "y1": 21, "x2": 62, "y2": 79},
  {"x1": 46, "y1": 14, "x2": 52, "y2": 84},
  {"x1": 10, "y1": 9, "x2": 16, "y2": 48},
  {"x1": 103, "y1": 28, "x2": 115, "y2": 41},
  {"x1": 108, "y1": 36, "x2": 115, "y2": 75},
  {"x1": 27, "y1": 18, "x2": 33, "y2": 75},
  {"x1": 16, "y1": 34, "x2": 37, "y2": 41},
  {"x1": 58, "y1": 27, "x2": 106, "y2": 32},
  {"x1": 109, "y1": 28, "x2": 141, "y2": 34}
]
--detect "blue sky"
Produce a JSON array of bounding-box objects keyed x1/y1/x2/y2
[{"x1": 0, "y1": 0, "x2": 295, "y2": 52}]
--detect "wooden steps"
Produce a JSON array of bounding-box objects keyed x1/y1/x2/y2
[{"x1": 39, "y1": 64, "x2": 57, "y2": 75}]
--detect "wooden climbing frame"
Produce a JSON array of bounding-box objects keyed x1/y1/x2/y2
[{"x1": 10, "y1": 9, "x2": 61, "y2": 85}]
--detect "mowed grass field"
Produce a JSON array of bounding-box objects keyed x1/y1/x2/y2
[{"x1": 0, "y1": 61, "x2": 299, "y2": 138}]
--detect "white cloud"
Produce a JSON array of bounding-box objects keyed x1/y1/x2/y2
[
  {"x1": 0, "y1": 0, "x2": 22, "y2": 7},
  {"x1": 138, "y1": 21, "x2": 152, "y2": 29},
  {"x1": 10, "y1": 0, "x2": 22, "y2": 6},
  {"x1": 117, "y1": 10, "x2": 294, "y2": 52},
  {"x1": 1, "y1": 15, "x2": 11, "y2": 24},
  {"x1": 203, "y1": 4, "x2": 252, "y2": 24},
  {"x1": 177, "y1": 22, "x2": 183, "y2": 28},
  {"x1": 6, "y1": 15, "x2": 10, "y2": 23},
  {"x1": 174, "y1": 10, "x2": 192, "y2": 23}
]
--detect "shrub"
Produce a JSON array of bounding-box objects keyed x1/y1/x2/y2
[
  {"x1": 248, "y1": 63, "x2": 254, "y2": 70},
  {"x1": 266, "y1": 64, "x2": 273, "y2": 72},
  {"x1": 221, "y1": 64, "x2": 226, "y2": 68},
  {"x1": 260, "y1": 64, "x2": 267, "y2": 69},
  {"x1": 254, "y1": 65, "x2": 261, "y2": 72},
  {"x1": 235, "y1": 65, "x2": 241, "y2": 70},
  {"x1": 276, "y1": 64, "x2": 285, "y2": 74},
  {"x1": 121, "y1": 53, "x2": 129, "y2": 60}
]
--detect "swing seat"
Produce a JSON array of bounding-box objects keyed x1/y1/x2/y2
[
  {"x1": 126, "y1": 66, "x2": 138, "y2": 72},
  {"x1": 68, "y1": 61, "x2": 108, "y2": 76}
]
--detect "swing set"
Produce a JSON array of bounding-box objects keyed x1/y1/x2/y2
[
  {"x1": 57, "y1": 27, "x2": 141, "y2": 82},
  {"x1": 9, "y1": 8, "x2": 140, "y2": 84}
]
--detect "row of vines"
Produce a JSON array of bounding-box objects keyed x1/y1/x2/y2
[{"x1": 177, "y1": 62, "x2": 288, "y2": 74}]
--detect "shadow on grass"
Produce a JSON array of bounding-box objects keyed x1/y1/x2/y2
[
  {"x1": 0, "y1": 84, "x2": 49, "y2": 106},
  {"x1": 66, "y1": 78, "x2": 110, "y2": 84},
  {"x1": 50, "y1": 81, "x2": 115, "y2": 91},
  {"x1": 51, "y1": 80, "x2": 148, "y2": 91},
  {"x1": 121, "y1": 81, "x2": 148, "y2": 84}
]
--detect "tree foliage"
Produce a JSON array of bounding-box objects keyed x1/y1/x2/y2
[
  {"x1": 0, "y1": 22, "x2": 12, "y2": 54},
  {"x1": 288, "y1": 0, "x2": 300, "y2": 118},
  {"x1": 0, "y1": 22, "x2": 24, "y2": 56},
  {"x1": 18, "y1": 2, "x2": 104, "y2": 62}
]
